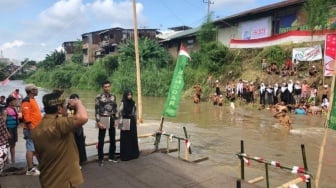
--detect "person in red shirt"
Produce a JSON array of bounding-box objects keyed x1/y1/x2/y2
[{"x1": 285, "y1": 58, "x2": 292, "y2": 70}]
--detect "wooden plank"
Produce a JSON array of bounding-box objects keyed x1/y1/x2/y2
[
  {"x1": 247, "y1": 176, "x2": 264, "y2": 184},
  {"x1": 277, "y1": 177, "x2": 303, "y2": 188}
]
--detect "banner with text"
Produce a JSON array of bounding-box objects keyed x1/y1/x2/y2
[
  {"x1": 324, "y1": 34, "x2": 336, "y2": 76},
  {"x1": 292, "y1": 45, "x2": 322, "y2": 63},
  {"x1": 163, "y1": 45, "x2": 190, "y2": 117},
  {"x1": 239, "y1": 17, "x2": 271, "y2": 40}
]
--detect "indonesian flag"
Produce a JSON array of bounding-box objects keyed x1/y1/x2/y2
[{"x1": 0, "y1": 78, "x2": 9, "y2": 86}]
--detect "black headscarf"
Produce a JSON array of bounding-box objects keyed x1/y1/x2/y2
[{"x1": 121, "y1": 89, "x2": 135, "y2": 116}]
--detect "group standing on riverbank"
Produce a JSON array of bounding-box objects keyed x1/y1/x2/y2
[
  {"x1": 194, "y1": 59, "x2": 329, "y2": 131},
  {"x1": 0, "y1": 81, "x2": 140, "y2": 187}
]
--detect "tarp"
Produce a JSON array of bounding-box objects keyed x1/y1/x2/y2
[{"x1": 292, "y1": 45, "x2": 322, "y2": 62}]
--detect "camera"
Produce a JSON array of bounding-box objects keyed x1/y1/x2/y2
[{"x1": 67, "y1": 93, "x2": 79, "y2": 111}]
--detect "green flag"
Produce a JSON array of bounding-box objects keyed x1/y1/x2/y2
[
  {"x1": 163, "y1": 45, "x2": 190, "y2": 117},
  {"x1": 329, "y1": 79, "x2": 336, "y2": 130}
]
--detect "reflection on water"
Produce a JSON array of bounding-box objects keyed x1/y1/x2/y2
[{"x1": 2, "y1": 81, "x2": 335, "y2": 187}]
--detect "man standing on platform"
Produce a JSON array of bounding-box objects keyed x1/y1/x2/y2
[
  {"x1": 95, "y1": 80, "x2": 118, "y2": 166},
  {"x1": 32, "y1": 90, "x2": 88, "y2": 188},
  {"x1": 21, "y1": 84, "x2": 42, "y2": 176}
]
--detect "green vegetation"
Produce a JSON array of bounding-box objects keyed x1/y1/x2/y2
[
  {"x1": 24, "y1": 19, "x2": 327, "y2": 99},
  {"x1": 304, "y1": 0, "x2": 334, "y2": 31}
]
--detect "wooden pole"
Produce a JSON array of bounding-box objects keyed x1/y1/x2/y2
[
  {"x1": 240, "y1": 140, "x2": 245, "y2": 180},
  {"x1": 301, "y1": 144, "x2": 311, "y2": 188},
  {"x1": 154, "y1": 116, "x2": 164, "y2": 151},
  {"x1": 315, "y1": 43, "x2": 336, "y2": 187},
  {"x1": 183, "y1": 126, "x2": 192, "y2": 154},
  {"x1": 315, "y1": 79, "x2": 334, "y2": 187},
  {"x1": 132, "y1": 0, "x2": 143, "y2": 123}
]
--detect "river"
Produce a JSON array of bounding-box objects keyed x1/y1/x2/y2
[{"x1": 1, "y1": 80, "x2": 335, "y2": 187}]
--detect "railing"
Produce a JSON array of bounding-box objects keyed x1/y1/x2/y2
[{"x1": 236, "y1": 140, "x2": 312, "y2": 188}]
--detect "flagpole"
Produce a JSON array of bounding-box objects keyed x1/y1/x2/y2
[
  {"x1": 315, "y1": 50, "x2": 336, "y2": 187},
  {"x1": 0, "y1": 60, "x2": 30, "y2": 86},
  {"x1": 132, "y1": 0, "x2": 143, "y2": 123},
  {"x1": 8, "y1": 61, "x2": 30, "y2": 78}
]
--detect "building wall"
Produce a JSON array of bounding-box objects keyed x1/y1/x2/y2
[{"x1": 217, "y1": 26, "x2": 239, "y2": 47}]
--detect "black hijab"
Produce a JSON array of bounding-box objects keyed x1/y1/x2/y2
[{"x1": 121, "y1": 90, "x2": 135, "y2": 116}]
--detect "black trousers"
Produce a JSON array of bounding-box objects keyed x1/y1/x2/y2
[{"x1": 98, "y1": 119, "x2": 116, "y2": 161}]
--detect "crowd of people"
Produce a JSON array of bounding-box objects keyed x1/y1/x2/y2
[
  {"x1": 0, "y1": 81, "x2": 140, "y2": 188},
  {"x1": 194, "y1": 59, "x2": 329, "y2": 130}
]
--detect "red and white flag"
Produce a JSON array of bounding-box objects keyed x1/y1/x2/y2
[{"x1": 0, "y1": 78, "x2": 10, "y2": 86}]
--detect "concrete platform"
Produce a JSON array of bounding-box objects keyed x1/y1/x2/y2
[{"x1": 0, "y1": 151, "x2": 260, "y2": 188}]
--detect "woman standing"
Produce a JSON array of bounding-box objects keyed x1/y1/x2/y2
[
  {"x1": 0, "y1": 110, "x2": 10, "y2": 173},
  {"x1": 118, "y1": 90, "x2": 139, "y2": 161},
  {"x1": 3, "y1": 96, "x2": 18, "y2": 164}
]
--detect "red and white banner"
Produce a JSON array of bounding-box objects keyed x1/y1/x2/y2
[
  {"x1": 292, "y1": 45, "x2": 322, "y2": 62},
  {"x1": 324, "y1": 33, "x2": 336, "y2": 76}
]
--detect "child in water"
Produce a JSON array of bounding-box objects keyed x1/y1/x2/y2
[{"x1": 273, "y1": 109, "x2": 292, "y2": 130}]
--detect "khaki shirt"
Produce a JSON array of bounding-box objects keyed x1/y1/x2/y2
[{"x1": 32, "y1": 114, "x2": 83, "y2": 188}]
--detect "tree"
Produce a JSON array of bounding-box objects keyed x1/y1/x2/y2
[
  {"x1": 118, "y1": 38, "x2": 172, "y2": 69},
  {"x1": 38, "y1": 50, "x2": 65, "y2": 69},
  {"x1": 101, "y1": 54, "x2": 119, "y2": 76},
  {"x1": 304, "y1": 0, "x2": 333, "y2": 34},
  {"x1": 196, "y1": 13, "x2": 217, "y2": 47}
]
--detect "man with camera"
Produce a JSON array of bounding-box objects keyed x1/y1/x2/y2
[{"x1": 31, "y1": 90, "x2": 88, "y2": 188}]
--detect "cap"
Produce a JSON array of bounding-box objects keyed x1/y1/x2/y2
[
  {"x1": 216, "y1": 80, "x2": 219, "y2": 83},
  {"x1": 25, "y1": 84, "x2": 38, "y2": 92},
  {"x1": 324, "y1": 84, "x2": 328, "y2": 88},
  {"x1": 42, "y1": 89, "x2": 66, "y2": 108}
]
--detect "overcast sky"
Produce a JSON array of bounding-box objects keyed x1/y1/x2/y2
[{"x1": 0, "y1": 0, "x2": 282, "y2": 62}]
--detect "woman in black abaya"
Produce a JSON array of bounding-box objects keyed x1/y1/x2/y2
[{"x1": 119, "y1": 90, "x2": 139, "y2": 161}]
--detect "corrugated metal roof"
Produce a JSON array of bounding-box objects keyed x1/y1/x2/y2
[
  {"x1": 214, "y1": 0, "x2": 305, "y2": 24},
  {"x1": 158, "y1": 27, "x2": 200, "y2": 41}
]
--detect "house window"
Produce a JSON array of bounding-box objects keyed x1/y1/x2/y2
[{"x1": 187, "y1": 39, "x2": 194, "y2": 44}]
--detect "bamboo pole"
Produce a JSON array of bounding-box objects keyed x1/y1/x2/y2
[
  {"x1": 132, "y1": 0, "x2": 143, "y2": 123},
  {"x1": 315, "y1": 46, "x2": 336, "y2": 187},
  {"x1": 247, "y1": 176, "x2": 264, "y2": 184},
  {"x1": 315, "y1": 75, "x2": 335, "y2": 187},
  {"x1": 1, "y1": 60, "x2": 30, "y2": 82},
  {"x1": 85, "y1": 133, "x2": 153, "y2": 146}
]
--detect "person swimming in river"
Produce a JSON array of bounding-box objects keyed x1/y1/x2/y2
[{"x1": 273, "y1": 109, "x2": 292, "y2": 130}]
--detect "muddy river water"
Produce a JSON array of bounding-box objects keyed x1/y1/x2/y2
[{"x1": 2, "y1": 80, "x2": 335, "y2": 187}]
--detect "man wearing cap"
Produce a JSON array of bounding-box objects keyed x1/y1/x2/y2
[
  {"x1": 21, "y1": 83, "x2": 42, "y2": 176},
  {"x1": 31, "y1": 90, "x2": 88, "y2": 188}
]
